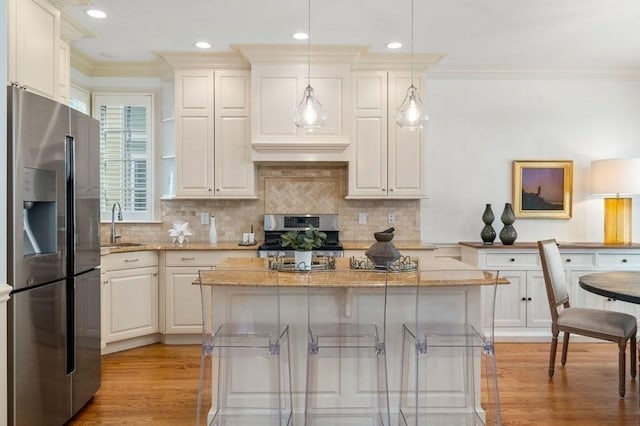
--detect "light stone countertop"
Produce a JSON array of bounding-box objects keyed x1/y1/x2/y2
[
  {"x1": 100, "y1": 241, "x2": 260, "y2": 255},
  {"x1": 100, "y1": 240, "x2": 437, "y2": 255},
  {"x1": 196, "y1": 257, "x2": 506, "y2": 288},
  {"x1": 342, "y1": 240, "x2": 437, "y2": 250}
]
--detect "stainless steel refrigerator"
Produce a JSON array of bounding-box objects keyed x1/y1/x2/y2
[{"x1": 6, "y1": 86, "x2": 101, "y2": 425}]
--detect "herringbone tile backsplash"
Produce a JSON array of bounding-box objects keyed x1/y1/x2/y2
[{"x1": 102, "y1": 164, "x2": 420, "y2": 244}]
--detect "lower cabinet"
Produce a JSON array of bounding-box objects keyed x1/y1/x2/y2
[
  {"x1": 461, "y1": 243, "x2": 640, "y2": 341},
  {"x1": 161, "y1": 250, "x2": 255, "y2": 336},
  {"x1": 101, "y1": 251, "x2": 159, "y2": 347}
]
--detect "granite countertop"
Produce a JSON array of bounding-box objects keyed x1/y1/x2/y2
[
  {"x1": 100, "y1": 240, "x2": 438, "y2": 255},
  {"x1": 197, "y1": 257, "x2": 506, "y2": 288},
  {"x1": 100, "y1": 241, "x2": 261, "y2": 255},
  {"x1": 341, "y1": 240, "x2": 437, "y2": 250}
]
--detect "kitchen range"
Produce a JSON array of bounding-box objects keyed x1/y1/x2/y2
[{"x1": 258, "y1": 214, "x2": 343, "y2": 258}]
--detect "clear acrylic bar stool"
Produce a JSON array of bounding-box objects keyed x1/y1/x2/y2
[
  {"x1": 399, "y1": 268, "x2": 502, "y2": 426},
  {"x1": 304, "y1": 268, "x2": 391, "y2": 426},
  {"x1": 196, "y1": 268, "x2": 293, "y2": 426}
]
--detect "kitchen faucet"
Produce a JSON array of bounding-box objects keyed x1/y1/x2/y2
[{"x1": 110, "y1": 202, "x2": 123, "y2": 243}]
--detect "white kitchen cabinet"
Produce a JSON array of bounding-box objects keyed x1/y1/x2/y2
[
  {"x1": 461, "y1": 243, "x2": 640, "y2": 341},
  {"x1": 161, "y1": 250, "x2": 255, "y2": 337},
  {"x1": 101, "y1": 252, "x2": 159, "y2": 349},
  {"x1": 57, "y1": 38, "x2": 70, "y2": 104},
  {"x1": 174, "y1": 69, "x2": 254, "y2": 198},
  {"x1": 249, "y1": 63, "x2": 351, "y2": 155},
  {"x1": 349, "y1": 71, "x2": 424, "y2": 198},
  {"x1": 7, "y1": 0, "x2": 61, "y2": 100}
]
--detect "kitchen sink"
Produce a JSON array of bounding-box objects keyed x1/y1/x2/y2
[{"x1": 100, "y1": 242, "x2": 144, "y2": 248}]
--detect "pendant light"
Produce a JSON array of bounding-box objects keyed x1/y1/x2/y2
[
  {"x1": 395, "y1": 0, "x2": 429, "y2": 129},
  {"x1": 293, "y1": 0, "x2": 326, "y2": 131}
]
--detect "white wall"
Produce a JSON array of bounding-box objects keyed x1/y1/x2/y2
[{"x1": 421, "y1": 76, "x2": 640, "y2": 244}]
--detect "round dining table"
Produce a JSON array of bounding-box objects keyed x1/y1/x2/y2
[{"x1": 579, "y1": 271, "x2": 640, "y2": 304}]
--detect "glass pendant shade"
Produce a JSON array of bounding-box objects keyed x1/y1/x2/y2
[
  {"x1": 395, "y1": 84, "x2": 429, "y2": 130},
  {"x1": 294, "y1": 84, "x2": 326, "y2": 131}
]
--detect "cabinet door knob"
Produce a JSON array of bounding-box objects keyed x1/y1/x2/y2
[
  {"x1": 565, "y1": 258, "x2": 571, "y2": 263},
  {"x1": 208, "y1": 188, "x2": 212, "y2": 192},
  {"x1": 381, "y1": 188, "x2": 386, "y2": 191},
  {"x1": 509, "y1": 258, "x2": 515, "y2": 262},
  {"x1": 216, "y1": 188, "x2": 220, "y2": 192},
  {"x1": 521, "y1": 297, "x2": 526, "y2": 301},
  {"x1": 622, "y1": 259, "x2": 628, "y2": 263},
  {"x1": 528, "y1": 297, "x2": 532, "y2": 301},
  {"x1": 390, "y1": 188, "x2": 394, "y2": 192}
]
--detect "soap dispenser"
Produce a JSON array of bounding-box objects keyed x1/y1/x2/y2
[{"x1": 209, "y1": 214, "x2": 218, "y2": 244}]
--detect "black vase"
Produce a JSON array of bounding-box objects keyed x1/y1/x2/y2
[
  {"x1": 480, "y1": 204, "x2": 496, "y2": 245},
  {"x1": 499, "y1": 203, "x2": 517, "y2": 245}
]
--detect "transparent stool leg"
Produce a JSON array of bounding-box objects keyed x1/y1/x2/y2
[
  {"x1": 481, "y1": 347, "x2": 501, "y2": 425},
  {"x1": 196, "y1": 346, "x2": 213, "y2": 426}
]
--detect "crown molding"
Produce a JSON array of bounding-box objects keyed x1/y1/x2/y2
[
  {"x1": 233, "y1": 44, "x2": 369, "y2": 64},
  {"x1": 351, "y1": 53, "x2": 445, "y2": 71},
  {"x1": 71, "y1": 49, "x2": 172, "y2": 78},
  {"x1": 156, "y1": 51, "x2": 249, "y2": 69},
  {"x1": 49, "y1": 0, "x2": 90, "y2": 8},
  {"x1": 428, "y1": 65, "x2": 640, "y2": 80},
  {"x1": 60, "y1": 10, "x2": 95, "y2": 43}
]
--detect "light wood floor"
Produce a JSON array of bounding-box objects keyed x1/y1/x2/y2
[{"x1": 67, "y1": 342, "x2": 640, "y2": 425}]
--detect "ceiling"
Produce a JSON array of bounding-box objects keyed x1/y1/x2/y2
[{"x1": 62, "y1": 0, "x2": 640, "y2": 71}]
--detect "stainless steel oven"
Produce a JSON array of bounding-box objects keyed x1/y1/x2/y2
[{"x1": 258, "y1": 214, "x2": 343, "y2": 258}]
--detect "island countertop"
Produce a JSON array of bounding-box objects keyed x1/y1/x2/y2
[{"x1": 197, "y1": 257, "x2": 507, "y2": 288}]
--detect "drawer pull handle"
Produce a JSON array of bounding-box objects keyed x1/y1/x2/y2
[
  {"x1": 566, "y1": 258, "x2": 571, "y2": 263},
  {"x1": 509, "y1": 258, "x2": 515, "y2": 262},
  {"x1": 124, "y1": 258, "x2": 139, "y2": 263},
  {"x1": 182, "y1": 257, "x2": 196, "y2": 261},
  {"x1": 622, "y1": 259, "x2": 628, "y2": 263}
]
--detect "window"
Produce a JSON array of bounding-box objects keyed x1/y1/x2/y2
[
  {"x1": 70, "y1": 84, "x2": 90, "y2": 114},
  {"x1": 93, "y1": 93, "x2": 155, "y2": 221}
]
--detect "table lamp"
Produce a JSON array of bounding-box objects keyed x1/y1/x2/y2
[{"x1": 591, "y1": 158, "x2": 640, "y2": 244}]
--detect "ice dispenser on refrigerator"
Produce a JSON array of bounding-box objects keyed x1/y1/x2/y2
[{"x1": 22, "y1": 167, "x2": 57, "y2": 256}]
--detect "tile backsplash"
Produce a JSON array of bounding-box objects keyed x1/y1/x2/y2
[{"x1": 102, "y1": 164, "x2": 420, "y2": 244}]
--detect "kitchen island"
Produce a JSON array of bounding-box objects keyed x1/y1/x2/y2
[{"x1": 198, "y1": 257, "x2": 505, "y2": 423}]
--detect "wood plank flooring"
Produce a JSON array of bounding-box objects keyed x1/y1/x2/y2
[{"x1": 67, "y1": 342, "x2": 640, "y2": 425}]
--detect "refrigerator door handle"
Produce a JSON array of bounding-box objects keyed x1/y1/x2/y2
[{"x1": 65, "y1": 135, "x2": 76, "y2": 376}]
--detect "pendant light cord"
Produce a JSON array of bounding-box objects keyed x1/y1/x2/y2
[
  {"x1": 410, "y1": 0, "x2": 414, "y2": 85},
  {"x1": 307, "y1": 0, "x2": 311, "y2": 86}
]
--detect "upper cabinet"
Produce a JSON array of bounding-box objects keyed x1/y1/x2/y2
[
  {"x1": 174, "y1": 68, "x2": 255, "y2": 198},
  {"x1": 348, "y1": 70, "x2": 425, "y2": 198},
  {"x1": 237, "y1": 45, "x2": 359, "y2": 161},
  {"x1": 57, "y1": 38, "x2": 71, "y2": 104},
  {"x1": 7, "y1": 0, "x2": 64, "y2": 102}
]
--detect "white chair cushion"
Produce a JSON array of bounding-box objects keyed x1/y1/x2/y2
[{"x1": 558, "y1": 307, "x2": 637, "y2": 338}]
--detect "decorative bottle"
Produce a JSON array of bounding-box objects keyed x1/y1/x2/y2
[
  {"x1": 480, "y1": 204, "x2": 496, "y2": 245},
  {"x1": 209, "y1": 215, "x2": 218, "y2": 244},
  {"x1": 499, "y1": 203, "x2": 517, "y2": 245}
]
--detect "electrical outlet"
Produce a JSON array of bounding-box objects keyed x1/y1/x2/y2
[
  {"x1": 200, "y1": 212, "x2": 209, "y2": 225},
  {"x1": 358, "y1": 212, "x2": 367, "y2": 225},
  {"x1": 388, "y1": 213, "x2": 395, "y2": 224}
]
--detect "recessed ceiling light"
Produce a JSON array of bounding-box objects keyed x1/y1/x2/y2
[
  {"x1": 194, "y1": 41, "x2": 212, "y2": 49},
  {"x1": 86, "y1": 9, "x2": 107, "y2": 19},
  {"x1": 386, "y1": 42, "x2": 402, "y2": 49},
  {"x1": 292, "y1": 32, "x2": 309, "y2": 40}
]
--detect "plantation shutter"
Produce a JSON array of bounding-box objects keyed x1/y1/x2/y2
[{"x1": 94, "y1": 94, "x2": 153, "y2": 221}]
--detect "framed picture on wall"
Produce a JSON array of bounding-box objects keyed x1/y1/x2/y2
[{"x1": 512, "y1": 160, "x2": 573, "y2": 219}]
